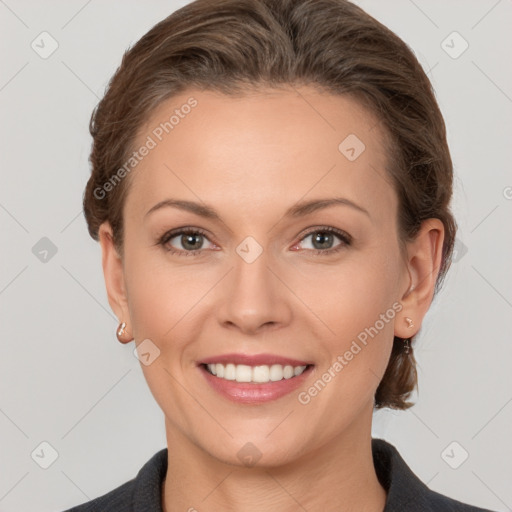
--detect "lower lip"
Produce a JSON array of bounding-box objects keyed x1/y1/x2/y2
[{"x1": 198, "y1": 364, "x2": 314, "y2": 404}]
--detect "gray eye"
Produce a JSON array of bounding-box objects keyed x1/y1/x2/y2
[{"x1": 301, "y1": 231, "x2": 343, "y2": 251}]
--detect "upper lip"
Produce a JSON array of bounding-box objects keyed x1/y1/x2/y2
[{"x1": 198, "y1": 353, "x2": 313, "y2": 367}]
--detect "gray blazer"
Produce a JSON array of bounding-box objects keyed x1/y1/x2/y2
[{"x1": 62, "y1": 438, "x2": 496, "y2": 511}]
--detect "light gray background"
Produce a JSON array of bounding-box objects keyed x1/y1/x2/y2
[{"x1": 1, "y1": 1, "x2": 511, "y2": 511}]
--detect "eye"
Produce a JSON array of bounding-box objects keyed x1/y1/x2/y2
[
  {"x1": 157, "y1": 225, "x2": 352, "y2": 257},
  {"x1": 293, "y1": 226, "x2": 352, "y2": 255},
  {"x1": 158, "y1": 228, "x2": 216, "y2": 256}
]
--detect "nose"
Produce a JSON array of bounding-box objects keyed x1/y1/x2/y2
[{"x1": 216, "y1": 245, "x2": 293, "y2": 335}]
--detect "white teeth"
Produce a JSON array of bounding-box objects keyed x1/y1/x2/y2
[
  {"x1": 269, "y1": 364, "x2": 284, "y2": 381},
  {"x1": 253, "y1": 365, "x2": 269, "y2": 383},
  {"x1": 283, "y1": 365, "x2": 294, "y2": 379},
  {"x1": 205, "y1": 363, "x2": 307, "y2": 383},
  {"x1": 224, "y1": 363, "x2": 236, "y2": 380},
  {"x1": 293, "y1": 365, "x2": 304, "y2": 376},
  {"x1": 236, "y1": 364, "x2": 252, "y2": 382}
]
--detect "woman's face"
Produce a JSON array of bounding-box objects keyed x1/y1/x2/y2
[{"x1": 101, "y1": 86, "x2": 414, "y2": 466}]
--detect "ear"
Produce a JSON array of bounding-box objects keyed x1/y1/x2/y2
[
  {"x1": 395, "y1": 218, "x2": 445, "y2": 339},
  {"x1": 98, "y1": 221, "x2": 132, "y2": 336}
]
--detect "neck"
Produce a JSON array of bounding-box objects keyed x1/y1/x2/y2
[{"x1": 162, "y1": 407, "x2": 386, "y2": 512}]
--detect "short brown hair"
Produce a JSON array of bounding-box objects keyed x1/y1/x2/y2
[{"x1": 83, "y1": 0, "x2": 457, "y2": 410}]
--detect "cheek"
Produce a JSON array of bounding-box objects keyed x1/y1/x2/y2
[
  {"x1": 122, "y1": 251, "x2": 204, "y2": 416},
  {"x1": 297, "y1": 243, "x2": 401, "y2": 338},
  {"x1": 123, "y1": 243, "x2": 207, "y2": 339},
  {"x1": 302, "y1": 242, "x2": 400, "y2": 391}
]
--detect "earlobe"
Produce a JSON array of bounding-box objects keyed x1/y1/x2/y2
[
  {"x1": 98, "y1": 221, "x2": 131, "y2": 328},
  {"x1": 395, "y1": 218, "x2": 445, "y2": 340}
]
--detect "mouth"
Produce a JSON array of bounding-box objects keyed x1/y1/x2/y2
[
  {"x1": 196, "y1": 355, "x2": 315, "y2": 404},
  {"x1": 201, "y1": 362, "x2": 312, "y2": 384}
]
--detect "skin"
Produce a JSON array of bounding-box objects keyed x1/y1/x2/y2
[{"x1": 99, "y1": 85, "x2": 444, "y2": 512}]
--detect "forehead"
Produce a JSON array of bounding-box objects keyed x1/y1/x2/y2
[{"x1": 126, "y1": 86, "x2": 396, "y2": 225}]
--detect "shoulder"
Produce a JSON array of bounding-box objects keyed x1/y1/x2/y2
[
  {"x1": 61, "y1": 479, "x2": 135, "y2": 512},
  {"x1": 372, "y1": 438, "x2": 496, "y2": 512},
  {"x1": 59, "y1": 448, "x2": 168, "y2": 512}
]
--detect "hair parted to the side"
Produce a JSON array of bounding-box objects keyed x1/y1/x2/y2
[{"x1": 83, "y1": 0, "x2": 456, "y2": 410}]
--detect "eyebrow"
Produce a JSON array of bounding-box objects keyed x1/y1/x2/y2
[{"x1": 144, "y1": 197, "x2": 370, "y2": 220}]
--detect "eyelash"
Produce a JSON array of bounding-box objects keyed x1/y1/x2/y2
[{"x1": 157, "y1": 226, "x2": 352, "y2": 257}]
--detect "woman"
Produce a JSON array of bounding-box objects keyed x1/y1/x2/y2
[{"x1": 64, "y1": 0, "x2": 495, "y2": 510}]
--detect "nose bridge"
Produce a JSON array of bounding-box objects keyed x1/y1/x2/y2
[
  {"x1": 217, "y1": 235, "x2": 291, "y2": 332},
  {"x1": 231, "y1": 237, "x2": 276, "y2": 305},
  {"x1": 234, "y1": 241, "x2": 271, "y2": 291}
]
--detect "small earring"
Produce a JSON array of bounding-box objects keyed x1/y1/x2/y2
[
  {"x1": 116, "y1": 322, "x2": 133, "y2": 344},
  {"x1": 404, "y1": 338, "x2": 410, "y2": 354},
  {"x1": 405, "y1": 317, "x2": 414, "y2": 329}
]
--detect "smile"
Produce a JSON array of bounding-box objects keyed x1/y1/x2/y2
[
  {"x1": 199, "y1": 363, "x2": 314, "y2": 404},
  {"x1": 205, "y1": 363, "x2": 308, "y2": 383}
]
